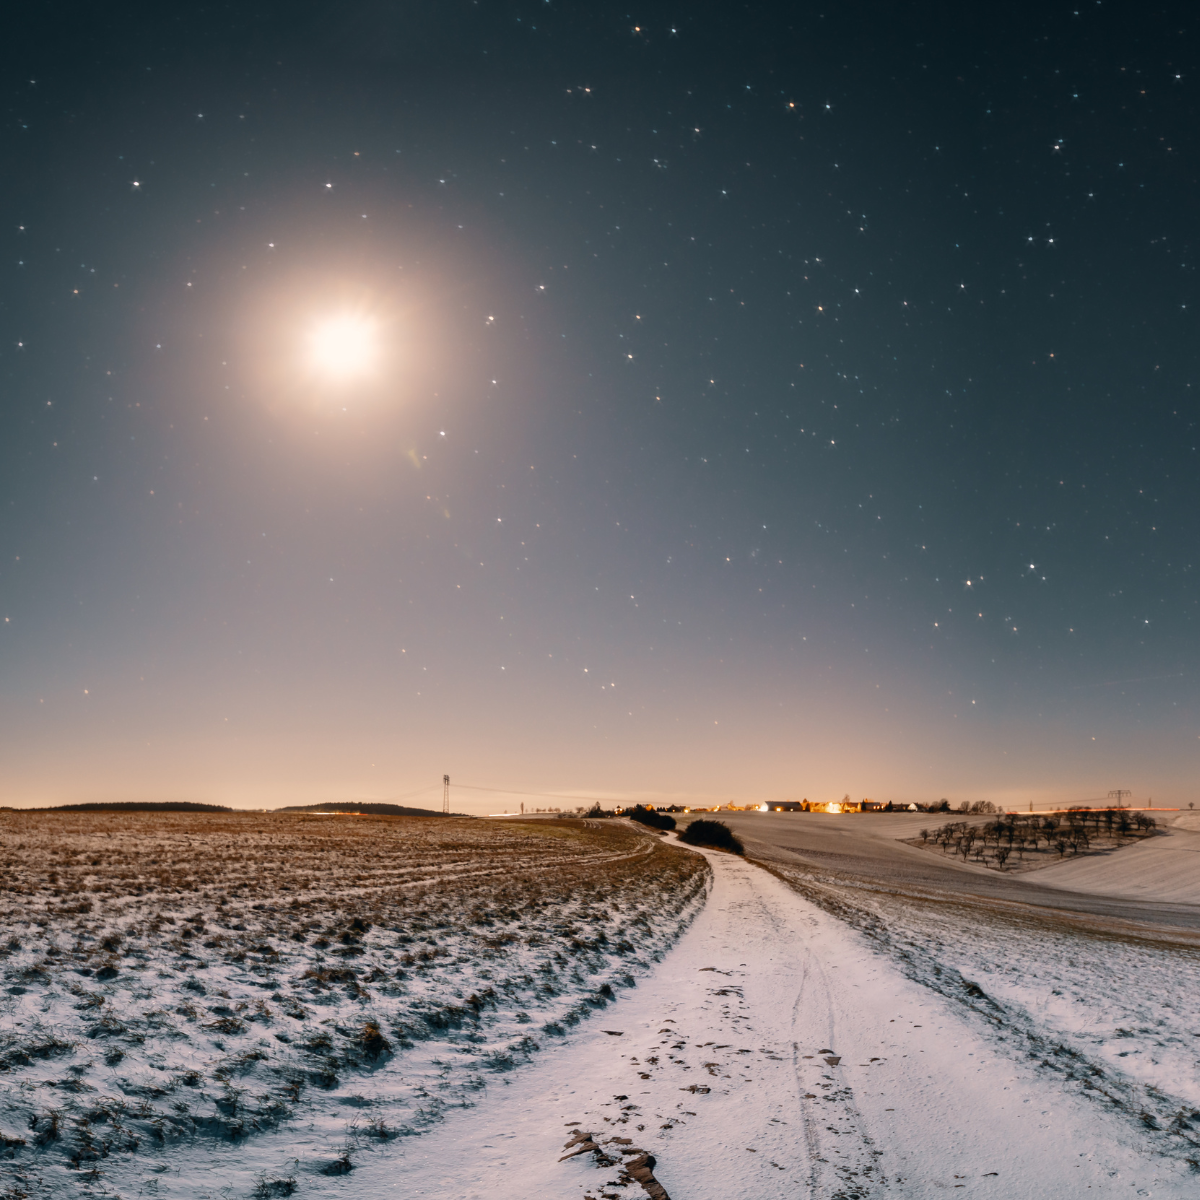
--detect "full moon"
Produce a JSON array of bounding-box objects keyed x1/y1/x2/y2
[{"x1": 307, "y1": 315, "x2": 378, "y2": 380}]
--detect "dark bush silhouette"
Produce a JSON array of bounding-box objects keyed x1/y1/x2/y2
[
  {"x1": 679, "y1": 819, "x2": 743, "y2": 854},
  {"x1": 627, "y1": 805, "x2": 676, "y2": 832}
]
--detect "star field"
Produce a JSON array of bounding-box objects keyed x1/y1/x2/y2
[{"x1": 0, "y1": 2, "x2": 1196, "y2": 809}]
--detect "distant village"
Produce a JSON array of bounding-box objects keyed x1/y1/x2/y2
[
  {"x1": 504, "y1": 795, "x2": 1169, "y2": 818},
  {"x1": 682, "y1": 797, "x2": 919, "y2": 814}
]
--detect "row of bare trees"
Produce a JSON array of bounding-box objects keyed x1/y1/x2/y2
[{"x1": 918, "y1": 810, "x2": 1157, "y2": 869}]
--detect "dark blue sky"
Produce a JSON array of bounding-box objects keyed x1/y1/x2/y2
[{"x1": 1, "y1": 2, "x2": 1196, "y2": 810}]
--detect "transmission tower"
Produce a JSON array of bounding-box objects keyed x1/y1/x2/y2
[
  {"x1": 443, "y1": 775, "x2": 450, "y2": 814},
  {"x1": 1107, "y1": 788, "x2": 1132, "y2": 809}
]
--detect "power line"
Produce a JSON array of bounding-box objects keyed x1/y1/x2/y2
[
  {"x1": 374, "y1": 784, "x2": 440, "y2": 804},
  {"x1": 449, "y1": 782, "x2": 637, "y2": 805}
]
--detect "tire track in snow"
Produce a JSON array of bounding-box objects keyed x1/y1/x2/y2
[
  {"x1": 708, "y1": 857, "x2": 885, "y2": 1196},
  {"x1": 763, "y1": 861, "x2": 1200, "y2": 1173},
  {"x1": 790, "y1": 955, "x2": 884, "y2": 1199}
]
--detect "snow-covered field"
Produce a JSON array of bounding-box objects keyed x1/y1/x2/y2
[
  {"x1": 0, "y1": 812, "x2": 707, "y2": 1198},
  {"x1": 1035, "y1": 811, "x2": 1200, "y2": 904},
  {"x1": 765, "y1": 859, "x2": 1200, "y2": 1167},
  {"x1": 3, "y1": 810, "x2": 1197, "y2": 1199}
]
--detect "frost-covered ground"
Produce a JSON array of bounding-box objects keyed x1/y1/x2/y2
[
  {"x1": 4, "y1": 811, "x2": 1197, "y2": 1199},
  {"x1": 764, "y1": 860, "x2": 1200, "y2": 1170},
  {"x1": 349, "y1": 838, "x2": 1199, "y2": 1200},
  {"x1": 0, "y1": 812, "x2": 707, "y2": 1198}
]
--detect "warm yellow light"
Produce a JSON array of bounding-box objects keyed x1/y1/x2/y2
[{"x1": 307, "y1": 315, "x2": 377, "y2": 380}]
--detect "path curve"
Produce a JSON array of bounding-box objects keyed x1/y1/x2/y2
[{"x1": 343, "y1": 839, "x2": 1192, "y2": 1199}]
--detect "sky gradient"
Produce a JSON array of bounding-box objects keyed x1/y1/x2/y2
[{"x1": 2, "y1": 2, "x2": 1197, "y2": 812}]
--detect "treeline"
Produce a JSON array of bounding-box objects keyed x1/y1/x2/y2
[
  {"x1": 582, "y1": 804, "x2": 746, "y2": 856},
  {"x1": 625, "y1": 805, "x2": 677, "y2": 832},
  {"x1": 581, "y1": 803, "x2": 683, "y2": 825},
  {"x1": 919, "y1": 809, "x2": 1157, "y2": 869},
  {"x1": 916, "y1": 799, "x2": 999, "y2": 814}
]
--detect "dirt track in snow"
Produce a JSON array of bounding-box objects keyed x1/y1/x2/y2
[{"x1": 350, "y1": 838, "x2": 1195, "y2": 1200}]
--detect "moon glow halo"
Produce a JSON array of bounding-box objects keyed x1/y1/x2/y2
[{"x1": 307, "y1": 314, "x2": 378, "y2": 381}]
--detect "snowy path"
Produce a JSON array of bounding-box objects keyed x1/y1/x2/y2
[{"x1": 328, "y1": 843, "x2": 1189, "y2": 1199}]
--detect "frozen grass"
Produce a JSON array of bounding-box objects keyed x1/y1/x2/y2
[{"x1": 0, "y1": 812, "x2": 708, "y2": 1197}]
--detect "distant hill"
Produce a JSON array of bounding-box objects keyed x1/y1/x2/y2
[
  {"x1": 33, "y1": 801, "x2": 233, "y2": 813},
  {"x1": 7, "y1": 800, "x2": 463, "y2": 817},
  {"x1": 274, "y1": 802, "x2": 459, "y2": 817}
]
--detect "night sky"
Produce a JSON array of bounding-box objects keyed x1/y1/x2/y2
[{"x1": 2, "y1": 3, "x2": 1197, "y2": 812}]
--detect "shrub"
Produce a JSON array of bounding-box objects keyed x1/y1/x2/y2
[
  {"x1": 627, "y1": 806, "x2": 676, "y2": 832},
  {"x1": 678, "y1": 820, "x2": 743, "y2": 854}
]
